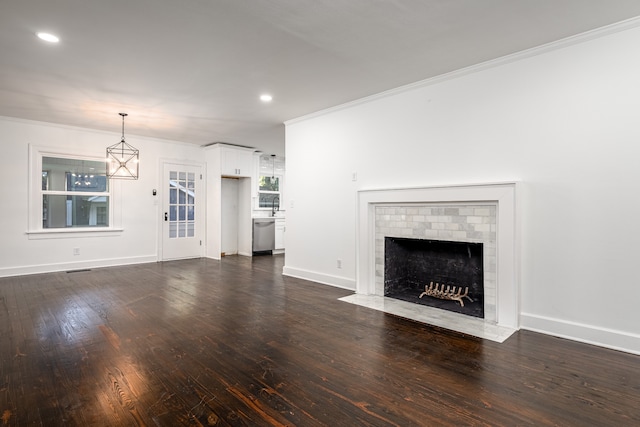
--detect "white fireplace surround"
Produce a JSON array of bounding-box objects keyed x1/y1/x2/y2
[{"x1": 350, "y1": 182, "x2": 520, "y2": 339}]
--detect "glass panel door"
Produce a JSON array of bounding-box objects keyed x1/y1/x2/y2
[{"x1": 162, "y1": 163, "x2": 202, "y2": 260}]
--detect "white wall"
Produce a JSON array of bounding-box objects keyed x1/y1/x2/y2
[
  {"x1": 0, "y1": 116, "x2": 203, "y2": 276},
  {"x1": 284, "y1": 24, "x2": 640, "y2": 353}
]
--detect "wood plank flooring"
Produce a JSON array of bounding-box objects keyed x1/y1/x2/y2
[{"x1": 0, "y1": 255, "x2": 638, "y2": 426}]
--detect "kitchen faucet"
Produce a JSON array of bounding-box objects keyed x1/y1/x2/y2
[{"x1": 271, "y1": 196, "x2": 280, "y2": 217}]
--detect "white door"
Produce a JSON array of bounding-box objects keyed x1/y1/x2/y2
[{"x1": 161, "y1": 163, "x2": 203, "y2": 260}]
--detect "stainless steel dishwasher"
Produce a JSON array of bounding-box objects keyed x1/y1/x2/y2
[{"x1": 252, "y1": 218, "x2": 276, "y2": 254}]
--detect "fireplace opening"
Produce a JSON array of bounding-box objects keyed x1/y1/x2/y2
[{"x1": 384, "y1": 237, "x2": 484, "y2": 318}]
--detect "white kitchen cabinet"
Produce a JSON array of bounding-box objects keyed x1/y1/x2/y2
[
  {"x1": 275, "y1": 218, "x2": 285, "y2": 251},
  {"x1": 204, "y1": 143, "x2": 255, "y2": 259},
  {"x1": 221, "y1": 146, "x2": 253, "y2": 177}
]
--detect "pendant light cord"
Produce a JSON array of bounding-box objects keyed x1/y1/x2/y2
[
  {"x1": 119, "y1": 113, "x2": 128, "y2": 156},
  {"x1": 271, "y1": 154, "x2": 276, "y2": 179}
]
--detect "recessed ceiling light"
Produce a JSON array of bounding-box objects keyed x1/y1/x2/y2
[
  {"x1": 36, "y1": 32, "x2": 59, "y2": 43},
  {"x1": 260, "y1": 94, "x2": 273, "y2": 102}
]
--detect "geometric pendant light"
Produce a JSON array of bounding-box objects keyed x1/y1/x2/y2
[{"x1": 106, "y1": 112, "x2": 139, "y2": 179}]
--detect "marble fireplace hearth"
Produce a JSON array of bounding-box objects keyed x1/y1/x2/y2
[{"x1": 340, "y1": 183, "x2": 520, "y2": 343}]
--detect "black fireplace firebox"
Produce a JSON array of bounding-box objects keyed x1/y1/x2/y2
[{"x1": 384, "y1": 237, "x2": 484, "y2": 318}]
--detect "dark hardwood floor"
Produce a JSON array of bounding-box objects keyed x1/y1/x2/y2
[{"x1": 0, "y1": 255, "x2": 638, "y2": 426}]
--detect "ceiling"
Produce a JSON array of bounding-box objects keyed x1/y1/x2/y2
[{"x1": 2, "y1": 1, "x2": 640, "y2": 156}]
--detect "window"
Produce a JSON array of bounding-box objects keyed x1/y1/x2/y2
[
  {"x1": 28, "y1": 145, "x2": 122, "y2": 238},
  {"x1": 41, "y1": 156, "x2": 110, "y2": 228},
  {"x1": 256, "y1": 154, "x2": 285, "y2": 212},
  {"x1": 258, "y1": 175, "x2": 280, "y2": 210}
]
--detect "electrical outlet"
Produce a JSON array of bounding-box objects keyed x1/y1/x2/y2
[
  {"x1": 337, "y1": 259, "x2": 342, "y2": 269},
  {"x1": 73, "y1": 248, "x2": 80, "y2": 256}
]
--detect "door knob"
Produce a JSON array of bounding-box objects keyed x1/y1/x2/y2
[{"x1": 164, "y1": 212, "x2": 168, "y2": 221}]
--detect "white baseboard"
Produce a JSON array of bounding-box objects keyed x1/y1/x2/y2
[
  {"x1": 0, "y1": 255, "x2": 158, "y2": 278},
  {"x1": 283, "y1": 266, "x2": 356, "y2": 291},
  {"x1": 520, "y1": 312, "x2": 640, "y2": 356}
]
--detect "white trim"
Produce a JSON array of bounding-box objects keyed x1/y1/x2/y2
[
  {"x1": 285, "y1": 16, "x2": 640, "y2": 126},
  {"x1": 0, "y1": 255, "x2": 158, "y2": 278},
  {"x1": 521, "y1": 312, "x2": 640, "y2": 356},
  {"x1": 26, "y1": 228, "x2": 124, "y2": 239},
  {"x1": 283, "y1": 266, "x2": 356, "y2": 291}
]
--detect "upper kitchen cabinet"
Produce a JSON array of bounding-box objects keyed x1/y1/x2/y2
[{"x1": 220, "y1": 145, "x2": 253, "y2": 177}]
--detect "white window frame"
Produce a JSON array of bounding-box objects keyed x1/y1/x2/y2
[
  {"x1": 256, "y1": 173, "x2": 283, "y2": 211},
  {"x1": 27, "y1": 144, "x2": 123, "y2": 239}
]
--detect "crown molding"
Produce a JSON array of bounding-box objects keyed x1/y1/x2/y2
[{"x1": 285, "y1": 16, "x2": 640, "y2": 126}]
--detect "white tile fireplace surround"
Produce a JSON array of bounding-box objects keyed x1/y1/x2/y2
[{"x1": 340, "y1": 182, "x2": 519, "y2": 342}]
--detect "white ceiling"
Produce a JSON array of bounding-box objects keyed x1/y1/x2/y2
[{"x1": 2, "y1": 1, "x2": 640, "y2": 156}]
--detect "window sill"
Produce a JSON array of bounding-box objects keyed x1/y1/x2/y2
[{"x1": 26, "y1": 228, "x2": 124, "y2": 240}]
